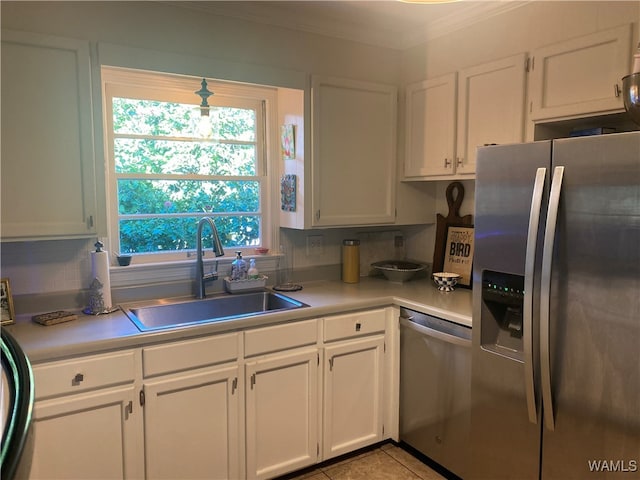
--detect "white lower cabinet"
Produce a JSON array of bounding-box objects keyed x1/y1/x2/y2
[
  {"x1": 28, "y1": 309, "x2": 395, "y2": 480},
  {"x1": 322, "y1": 309, "x2": 387, "y2": 461},
  {"x1": 245, "y1": 349, "x2": 319, "y2": 479},
  {"x1": 29, "y1": 351, "x2": 143, "y2": 480},
  {"x1": 141, "y1": 332, "x2": 241, "y2": 480},
  {"x1": 323, "y1": 336, "x2": 385, "y2": 460},
  {"x1": 143, "y1": 365, "x2": 241, "y2": 480}
]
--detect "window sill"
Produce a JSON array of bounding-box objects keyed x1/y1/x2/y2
[{"x1": 110, "y1": 254, "x2": 281, "y2": 288}]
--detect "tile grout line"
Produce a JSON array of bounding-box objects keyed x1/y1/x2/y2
[{"x1": 380, "y1": 447, "x2": 427, "y2": 480}]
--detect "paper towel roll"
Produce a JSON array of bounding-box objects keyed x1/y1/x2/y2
[{"x1": 91, "y1": 250, "x2": 112, "y2": 310}]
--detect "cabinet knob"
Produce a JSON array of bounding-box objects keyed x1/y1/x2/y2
[
  {"x1": 614, "y1": 83, "x2": 621, "y2": 98},
  {"x1": 456, "y1": 157, "x2": 464, "y2": 167},
  {"x1": 355, "y1": 322, "x2": 362, "y2": 332},
  {"x1": 444, "y1": 158, "x2": 452, "y2": 168},
  {"x1": 72, "y1": 373, "x2": 84, "y2": 386}
]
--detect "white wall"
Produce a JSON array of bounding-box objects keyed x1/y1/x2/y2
[
  {"x1": 0, "y1": 1, "x2": 404, "y2": 296},
  {"x1": 2, "y1": 1, "x2": 638, "y2": 298},
  {"x1": 402, "y1": 1, "x2": 639, "y2": 83},
  {"x1": 1, "y1": 2, "x2": 401, "y2": 85}
]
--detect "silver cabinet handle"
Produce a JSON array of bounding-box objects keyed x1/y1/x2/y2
[
  {"x1": 540, "y1": 166, "x2": 564, "y2": 431},
  {"x1": 524, "y1": 167, "x2": 546, "y2": 425}
]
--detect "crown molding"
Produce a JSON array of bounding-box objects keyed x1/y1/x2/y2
[
  {"x1": 163, "y1": 1, "x2": 532, "y2": 51},
  {"x1": 404, "y1": 1, "x2": 532, "y2": 48}
]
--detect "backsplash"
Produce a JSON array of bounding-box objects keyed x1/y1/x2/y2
[
  {"x1": 1, "y1": 239, "x2": 94, "y2": 295},
  {"x1": 357, "y1": 230, "x2": 406, "y2": 276},
  {"x1": 1, "y1": 225, "x2": 434, "y2": 313}
]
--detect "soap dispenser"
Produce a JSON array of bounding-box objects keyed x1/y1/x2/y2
[
  {"x1": 231, "y1": 251, "x2": 247, "y2": 280},
  {"x1": 248, "y1": 259, "x2": 259, "y2": 279}
]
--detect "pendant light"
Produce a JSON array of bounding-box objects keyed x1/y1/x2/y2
[{"x1": 195, "y1": 78, "x2": 214, "y2": 116}]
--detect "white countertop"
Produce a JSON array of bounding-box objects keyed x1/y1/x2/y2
[{"x1": 5, "y1": 277, "x2": 472, "y2": 364}]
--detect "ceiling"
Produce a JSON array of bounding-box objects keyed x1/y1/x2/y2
[{"x1": 166, "y1": 1, "x2": 529, "y2": 50}]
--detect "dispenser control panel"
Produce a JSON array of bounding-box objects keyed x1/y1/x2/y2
[
  {"x1": 480, "y1": 270, "x2": 525, "y2": 358},
  {"x1": 482, "y1": 270, "x2": 525, "y2": 306}
]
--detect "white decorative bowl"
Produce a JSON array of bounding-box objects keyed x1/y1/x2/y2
[{"x1": 432, "y1": 272, "x2": 460, "y2": 292}]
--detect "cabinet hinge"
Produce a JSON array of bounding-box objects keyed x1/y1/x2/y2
[
  {"x1": 232, "y1": 377, "x2": 238, "y2": 394},
  {"x1": 139, "y1": 388, "x2": 146, "y2": 407},
  {"x1": 316, "y1": 210, "x2": 321, "y2": 221},
  {"x1": 329, "y1": 357, "x2": 334, "y2": 371},
  {"x1": 317, "y1": 353, "x2": 320, "y2": 366}
]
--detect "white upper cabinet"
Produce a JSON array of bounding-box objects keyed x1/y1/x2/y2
[
  {"x1": 1, "y1": 29, "x2": 97, "y2": 240},
  {"x1": 404, "y1": 74, "x2": 457, "y2": 178},
  {"x1": 456, "y1": 53, "x2": 528, "y2": 175},
  {"x1": 404, "y1": 54, "x2": 527, "y2": 180},
  {"x1": 529, "y1": 24, "x2": 632, "y2": 121},
  {"x1": 311, "y1": 75, "x2": 397, "y2": 226}
]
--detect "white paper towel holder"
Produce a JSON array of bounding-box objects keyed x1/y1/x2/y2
[{"x1": 84, "y1": 240, "x2": 119, "y2": 315}]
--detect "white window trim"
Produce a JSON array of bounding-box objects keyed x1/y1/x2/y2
[{"x1": 101, "y1": 66, "x2": 280, "y2": 267}]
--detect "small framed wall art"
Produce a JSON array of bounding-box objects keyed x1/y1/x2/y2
[
  {"x1": 1, "y1": 278, "x2": 16, "y2": 325},
  {"x1": 281, "y1": 174, "x2": 297, "y2": 212},
  {"x1": 281, "y1": 124, "x2": 296, "y2": 160},
  {"x1": 442, "y1": 225, "x2": 475, "y2": 288}
]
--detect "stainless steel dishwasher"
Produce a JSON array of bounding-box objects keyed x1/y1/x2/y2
[{"x1": 399, "y1": 307, "x2": 471, "y2": 480}]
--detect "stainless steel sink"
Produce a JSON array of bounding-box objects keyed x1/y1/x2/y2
[{"x1": 123, "y1": 291, "x2": 308, "y2": 332}]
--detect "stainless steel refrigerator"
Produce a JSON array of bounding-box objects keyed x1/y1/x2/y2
[{"x1": 471, "y1": 131, "x2": 640, "y2": 479}]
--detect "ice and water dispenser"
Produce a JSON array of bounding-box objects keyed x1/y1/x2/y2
[{"x1": 480, "y1": 270, "x2": 525, "y2": 359}]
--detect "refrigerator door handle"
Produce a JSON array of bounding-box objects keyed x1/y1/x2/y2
[
  {"x1": 524, "y1": 167, "x2": 546, "y2": 425},
  {"x1": 540, "y1": 165, "x2": 564, "y2": 431}
]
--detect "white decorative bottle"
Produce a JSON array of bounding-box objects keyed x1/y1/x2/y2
[{"x1": 248, "y1": 259, "x2": 259, "y2": 280}]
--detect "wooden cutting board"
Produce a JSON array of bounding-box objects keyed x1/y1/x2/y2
[{"x1": 432, "y1": 182, "x2": 473, "y2": 273}]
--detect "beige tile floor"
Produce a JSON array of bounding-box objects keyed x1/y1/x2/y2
[{"x1": 276, "y1": 443, "x2": 450, "y2": 480}]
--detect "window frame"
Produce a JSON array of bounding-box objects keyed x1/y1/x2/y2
[{"x1": 101, "y1": 66, "x2": 277, "y2": 263}]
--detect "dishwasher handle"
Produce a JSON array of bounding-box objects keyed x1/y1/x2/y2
[{"x1": 400, "y1": 316, "x2": 471, "y2": 348}]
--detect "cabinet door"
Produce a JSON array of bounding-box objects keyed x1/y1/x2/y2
[
  {"x1": 323, "y1": 336, "x2": 385, "y2": 460},
  {"x1": 311, "y1": 76, "x2": 397, "y2": 226},
  {"x1": 404, "y1": 74, "x2": 457, "y2": 178},
  {"x1": 529, "y1": 24, "x2": 632, "y2": 121},
  {"x1": 456, "y1": 54, "x2": 527, "y2": 175},
  {"x1": 143, "y1": 365, "x2": 240, "y2": 480},
  {"x1": 28, "y1": 385, "x2": 143, "y2": 480},
  {"x1": 1, "y1": 30, "x2": 96, "y2": 240},
  {"x1": 246, "y1": 349, "x2": 319, "y2": 479}
]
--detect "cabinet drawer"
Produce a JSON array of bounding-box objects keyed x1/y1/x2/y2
[
  {"x1": 33, "y1": 350, "x2": 136, "y2": 400},
  {"x1": 324, "y1": 309, "x2": 386, "y2": 342},
  {"x1": 244, "y1": 319, "x2": 317, "y2": 357},
  {"x1": 143, "y1": 332, "x2": 239, "y2": 377}
]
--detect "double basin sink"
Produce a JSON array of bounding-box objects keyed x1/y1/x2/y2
[{"x1": 123, "y1": 291, "x2": 308, "y2": 332}]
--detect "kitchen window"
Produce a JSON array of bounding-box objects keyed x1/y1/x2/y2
[{"x1": 102, "y1": 67, "x2": 274, "y2": 262}]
